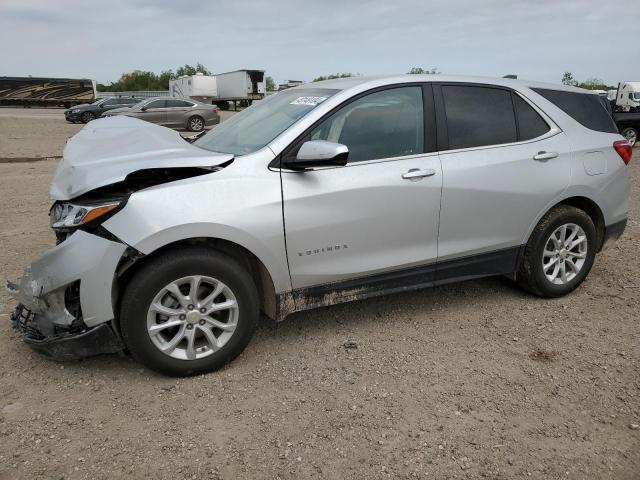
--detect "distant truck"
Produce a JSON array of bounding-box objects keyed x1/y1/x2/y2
[
  {"x1": 0, "y1": 76, "x2": 95, "y2": 108},
  {"x1": 169, "y1": 70, "x2": 265, "y2": 109},
  {"x1": 169, "y1": 73, "x2": 218, "y2": 103},
  {"x1": 611, "y1": 82, "x2": 640, "y2": 112}
]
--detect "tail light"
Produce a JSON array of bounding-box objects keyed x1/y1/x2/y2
[
  {"x1": 212, "y1": 107, "x2": 220, "y2": 113},
  {"x1": 613, "y1": 140, "x2": 632, "y2": 165}
]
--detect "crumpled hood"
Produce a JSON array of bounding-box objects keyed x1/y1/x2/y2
[{"x1": 50, "y1": 116, "x2": 233, "y2": 200}]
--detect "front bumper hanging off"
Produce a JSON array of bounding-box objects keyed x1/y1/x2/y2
[
  {"x1": 10, "y1": 303, "x2": 124, "y2": 361},
  {"x1": 6, "y1": 230, "x2": 129, "y2": 360}
]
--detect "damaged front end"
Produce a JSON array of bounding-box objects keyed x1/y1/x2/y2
[
  {"x1": 6, "y1": 230, "x2": 129, "y2": 360},
  {"x1": 6, "y1": 116, "x2": 235, "y2": 361}
]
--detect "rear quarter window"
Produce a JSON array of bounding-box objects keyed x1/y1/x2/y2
[{"x1": 532, "y1": 88, "x2": 617, "y2": 134}]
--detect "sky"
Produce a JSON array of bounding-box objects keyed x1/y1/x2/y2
[{"x1": 1, "y1": 0, "x2": 638, "y2": 86}]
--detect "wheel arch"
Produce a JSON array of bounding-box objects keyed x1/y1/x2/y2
[
  {"x1": 527, "y1": 195, "x2": 606, "y2": 252},
  {"x1": 113, "y1": 237, "x2": 280, "y2": 336}
]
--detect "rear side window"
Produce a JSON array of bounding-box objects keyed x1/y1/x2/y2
[
  {"x1": 442, "y1": 85, "x2": 517, "y2": 149},
  {"x1": 166, "y1": 100, "x2": 189, "y2": 108},
  {"x1": 514, "y1": 95, "x2": 550, "y2": 140},
  {"x1": 532, "y1": 88, "x2": 617, "y2": 133}
]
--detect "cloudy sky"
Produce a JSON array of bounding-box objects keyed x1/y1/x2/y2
[{"x1": 1, "y1": 0, "x2": 638, "y2": 86}]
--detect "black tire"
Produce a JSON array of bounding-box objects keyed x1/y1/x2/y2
[
  {"x1": 517, "y1": 205, "x2": 597, "y2": 298},
  {"x1": 187, "y1": 115, "x2": 205, "y2": 132},
  {"x1": 119, "y1": 247, "x2": 259, "y2": 376},
  {"x1": 621, "y1": 127, "x2": 637, "y2": 147},
  {"x1": 80, "y1": 111, "x2": 95, "y2": 123}
]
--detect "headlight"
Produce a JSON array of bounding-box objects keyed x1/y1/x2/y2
[
  {"x1": 72, "y1": 109, "x2": 81, "y2": 113},
  {"x1": 50, "y1": 201, "x2": 121, "y2": 229}
]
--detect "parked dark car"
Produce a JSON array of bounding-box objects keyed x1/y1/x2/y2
[
  {"x1": 613, "y1": 112, "x2": 640, "y2": 147},
  {"x1": 64, "y1": 97, "x2": 141, "y2": 124},
  {"x1": 103, "y1": 97, "x2": 220, "y2": 132}
]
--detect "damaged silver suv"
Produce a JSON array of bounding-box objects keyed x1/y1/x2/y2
[{"x1": 8, "y1": 75, "x2": 630, "y2": 376}]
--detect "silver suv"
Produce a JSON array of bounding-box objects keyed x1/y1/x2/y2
[{"x1": 8, "y1": 75, "x2": 631, "y2": 376}]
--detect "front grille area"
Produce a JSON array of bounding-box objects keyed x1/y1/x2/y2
[{"x1": 10, "y1": 304, "x2": 44, "y2": 340}]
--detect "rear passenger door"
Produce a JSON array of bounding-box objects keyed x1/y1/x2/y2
[
  {"x1": 434, "y1": 83, "x2": 572, "y2": 279},
  {"x1": 165, "y1": 100, "x2": 192, "y2": 127}
]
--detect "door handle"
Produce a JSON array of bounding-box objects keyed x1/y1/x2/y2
[
  {"x1": 533, "y1": 151, "x2": 559, "y2": 161},
  {"x1": 402, "y1": 168, "x2": 436, "y2": 180}
]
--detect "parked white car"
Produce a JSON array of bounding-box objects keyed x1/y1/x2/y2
[{"x1": 8, "y1": 75, "x2": 631, "y2": 376}]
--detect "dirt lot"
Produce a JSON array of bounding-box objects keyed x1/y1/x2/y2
[
  {"x1": 0, "y1": 107, "x2": 235, "y2": 159},
  {"x1": 0, "y1": 109, "x2": 638, "y2": 479}
]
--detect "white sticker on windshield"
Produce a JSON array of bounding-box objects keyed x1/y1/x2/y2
[{"x1": 290, "y1": 96, "x2": 327, "y2": 106}]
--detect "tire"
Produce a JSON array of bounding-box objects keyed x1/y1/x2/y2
[
  {"x1": 119, "y1": 247, "x2": 259, "y2": 376},
  {"x1": 80, "y1": 111, "x2": 95, "y2": 123},
  {"x1": 187, "y1": 115, "x2": 205, "y2": 132},
  {"x1": 621, "y1": 127, "x2": 637, "y2": 147},
  {"x1": 517, "y1": 205, "x2": 597, "y2": 298}
]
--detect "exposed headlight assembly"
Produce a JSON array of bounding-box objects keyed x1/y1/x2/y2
[
  {"x1": 72, "y1": 109, "x2": 81, "y2": 113},
  {"x1": 50, "y1": 201, "x2": 121, "y2": 230}
]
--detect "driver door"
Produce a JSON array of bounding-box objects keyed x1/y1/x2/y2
[
  {"x1": 137, "y1": 99, "x2": 167, "y2": 124},
  {"x1": 281, "y1": 85, "x2": 442, "y2": 298}
]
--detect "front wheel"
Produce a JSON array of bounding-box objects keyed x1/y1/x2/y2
[
  {"x1": 119, "y1": 247, "x2": 259, "y2": 376},
  {"x1": 80, "y1": 111, "x2": 95, "y2": 123},
  {"x1": 517, "y1": 205, "x2": 597, "y2": 298},
  {"x1": 621, "y1": 127, "x2": 637, "y2": 147}
]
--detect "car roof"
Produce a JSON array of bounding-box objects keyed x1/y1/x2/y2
[{"x1": 308, "y1": 74, "x2": 596, "y2": 95}]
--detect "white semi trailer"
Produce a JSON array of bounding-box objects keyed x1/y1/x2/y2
[
  {"x1": 169, "y1": 74, "x2": 218, "y2": 103},
  {"x1": 169, "y1": 70, "x2": 266, "y2": 109}
]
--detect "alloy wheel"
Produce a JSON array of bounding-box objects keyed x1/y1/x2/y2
[
  {"x1": 190, "y1": 117, "x2": 204, "y2": 131},
  {"x1": 542, "y1": 223, "x2": 588, "y2": 285},
  {"x1": 622, "y1": 128, "x2": 637, "y2": 147},
  {"x1": 146, "y1": 275, "x2": 238, "y2": 360}
]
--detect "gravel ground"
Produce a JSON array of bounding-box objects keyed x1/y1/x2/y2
[
  {"x1": 0, "y1": 110, "x2": 638, "y2": 479},
  {"x1": 0, "y1": 108, "x2": 235, "y2": 159}
]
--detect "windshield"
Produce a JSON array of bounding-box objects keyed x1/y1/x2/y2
[
  {"x1": 92, "y1": 98, "x2": 106, "y2": 105},
  {"x1": 195, "y1": 88, "x2": 339, "y2": 155}
]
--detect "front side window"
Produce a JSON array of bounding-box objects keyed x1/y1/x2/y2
[
  {"x1": 196, "y1": 88, "x2": 338, "y2": 156},
  {"x1": 442, "y1": 85, "x2": 517, "y2": 150},
  {"x1": 634, "y1": 92, "x2": 640, "y2": 100},
  {"x1": 309, "y1": 86, "x2": 424, "y2": 162}
]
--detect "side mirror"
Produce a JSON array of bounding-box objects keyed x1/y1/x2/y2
[
  {"x1": 99, "y1": 104, "x2": 104, "y2": 108},
  {"x1": 140, "y1": 106, "x2": 147, "y2": 112},
  {"x1": 284, "y1": 140, "x2": 349, "y2": 170}
]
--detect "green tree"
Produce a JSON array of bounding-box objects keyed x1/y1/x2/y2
[
  {"x1": 312, "y1": 73, "x2": 356, "y2": 82},
  {"x1": 561, "y1": 72, "x2": 578, "y2": 86},
  {"x1": 175, "y1": 63, "x2": 211, "y2": 77},
  {"x1": 265, "y1": 76, "x2": 275, "y2": 91},
  {"x1": 578, "y1": 77, "x2": 612, "y2": 91}
]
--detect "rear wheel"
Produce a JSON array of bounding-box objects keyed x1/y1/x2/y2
[
  {"x1": 187, "y1": 115, "x2": 205, "y2": 132},
  {"x1": 80, "y1": 111, "x2": 95, "y2": 123},
  {"x1": 621, "y1": 127, "x2": 637, "y2": 147},
  {"x1": 119, "y1": 247, "x2": 259, "y2": 376},
  {"x1": 517, "y1": 205, "x2": 596, "y2": 297}
]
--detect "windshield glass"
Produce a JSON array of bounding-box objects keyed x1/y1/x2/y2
[
  {"x1": 195, "y1": 88, "x2": 339, "y2": 155},
  {"x1": 92, "y1": 99, "x2": 105, "y2": 105}
]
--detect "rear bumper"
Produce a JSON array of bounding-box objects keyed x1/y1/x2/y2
[{"x1": 601, "y1": 218, "x2": 627, "y2": 250}]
